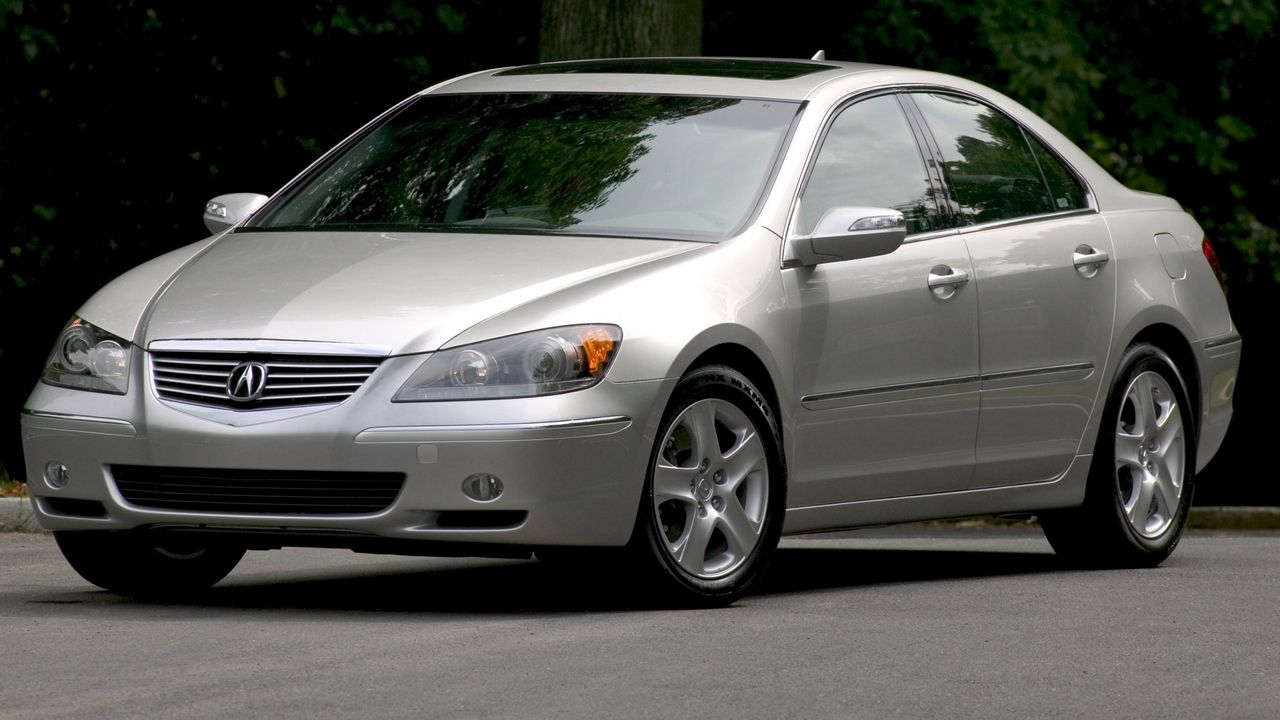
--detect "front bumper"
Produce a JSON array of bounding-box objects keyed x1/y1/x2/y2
[{"x1": 21, "y1": 352, "x2": 673, "y2": 550}]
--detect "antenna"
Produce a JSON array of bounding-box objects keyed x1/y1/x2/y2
[{"x1": 811, "y1": 50, "x2": 826, "y2": 61}]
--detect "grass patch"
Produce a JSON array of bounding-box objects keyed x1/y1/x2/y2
[{"x1": 0, "y1": 472, "x2": 27, "y2": 498}]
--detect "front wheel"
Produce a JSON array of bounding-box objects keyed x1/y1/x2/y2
[
  {"x1": 1040, "y1": 343, "x2": 1195, "y2": 567},
  {"x1": 631, "y1": 365, "x2": 785, "y2": 606},
  {"x1": 55, "y1": 531, "x2": 245, "y2": 596}
]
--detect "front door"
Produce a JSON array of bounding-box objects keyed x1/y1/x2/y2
[{"x1": 785, "y1": 93, "x2": 980, "y2": 508}]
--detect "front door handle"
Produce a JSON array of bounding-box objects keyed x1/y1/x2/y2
[
  {"x1": 927, "y1": 265, "x2": 969, "y2": 299},
  {"x1": 1073, "y1": 245, "x2": 1110, "y2": 278}
]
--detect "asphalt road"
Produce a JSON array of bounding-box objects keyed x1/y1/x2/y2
[{"x1": 1, "y1": 528, "x2": 1276, "y2": 719}]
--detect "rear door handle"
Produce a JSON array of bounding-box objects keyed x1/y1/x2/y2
[
  {"x1": 927, "y1": 265, "x2": 968, "y2": 299},
  {"x1": 1073, "y1": 245, "x2": 1109, "y2": 277}
]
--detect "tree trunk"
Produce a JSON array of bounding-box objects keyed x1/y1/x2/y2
[{"x1": 539, "y1": 0, "x2": 702, "y2": 62}]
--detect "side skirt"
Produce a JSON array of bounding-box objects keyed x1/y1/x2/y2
[{"x1": 781, "y1": 454, "x2": 1091, "y2": 535}]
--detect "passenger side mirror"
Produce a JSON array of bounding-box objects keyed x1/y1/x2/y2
[
  {"x1": 788, "y1": 206, "x2": 906, "y2": 267},
  {"x1": 203, "y1": 193, "x2": 269, "y2": 233}
]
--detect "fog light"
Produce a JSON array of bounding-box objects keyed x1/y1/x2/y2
[
  {"x1": 44, "y1": 462, "x2": 70, "y2": 489},
  {"x1": 461, "y1": 473, "x2": 504, "y2": 502}
]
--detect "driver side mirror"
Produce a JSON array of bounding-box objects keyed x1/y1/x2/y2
[
  {"x1": 203, "y1": 193, "x2": 269, "y2": 234},
  {"x1": 788, "y1": 206, "x2": 906, "y2": 267}
]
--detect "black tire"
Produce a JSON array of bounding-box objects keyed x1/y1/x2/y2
[
  {"x1": 628, "y1": 365, "x2": 785, "y2": 606},
  {"x1": 1040, "y1": 343, "x2": 1196, "y2": 567},
  {"x1": 55, "y1": 531, "x2": 245, "y2": 596}
]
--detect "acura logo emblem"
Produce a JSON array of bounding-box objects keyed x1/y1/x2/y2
[{"x1": 227, "y1": 361, "x2": 269, "y2": 402}]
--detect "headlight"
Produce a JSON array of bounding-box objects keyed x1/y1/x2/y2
[
  {"x1": 41, "y1": 317, "x2": 132, "y2": 395},
  {"x1": 393, "y1": 325, "x2": 621, "y2": 402}
]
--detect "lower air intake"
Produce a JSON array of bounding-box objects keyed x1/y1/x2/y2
[{"x1": 111, "y1": 465, "x2": 405, "y2": 516}]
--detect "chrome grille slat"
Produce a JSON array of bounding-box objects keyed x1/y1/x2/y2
[
  {"x1": 157, "y1": 376, "x2": 226, "y2": 389},
  {"x1": 258, "y1": 392, "x2": 353, "y2": 401},
  {"x1": 157, "y1": 387, "x2": 230, "y2": 401},
  {"x1": 151, "y1": 351, "x2": 383, "y2": 410},
  {"x1": 268, "y1": 372, "x2": 375, "y2": 379},
  {"x1": 152, "y1": 366, "x2": 233, "y2": 378},
  {"x1": 153, "y1": 357, "x2": 241, "y2": 367},
  {"x1": 266, "y1": 382, "x2": 366, "y2": 390},
  {"x1": 266, "y1": 362, "x2": 381, "y2": 369}
]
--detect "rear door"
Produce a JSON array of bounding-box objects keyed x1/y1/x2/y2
[{"x1": 906, "y1": 91, "x2": 1116, "y2": 488}]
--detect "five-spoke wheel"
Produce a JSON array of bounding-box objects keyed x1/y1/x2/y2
[
  {"x1": 1040, "y1": 343, "x2": 1195, "y2": 566},
  {"x1": 634, "y1": 365, "x2": 783, "y2": 605},
  {"x1": 1114, "y1": 370, "x2": 1187, "y2": 539},
  {"x1": 652, "y1": 398, "x2": 770, "y2": 579}
]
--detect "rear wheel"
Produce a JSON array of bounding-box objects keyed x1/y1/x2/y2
[
  {"x1": 630, "y1": 365, "x2": 785, "y2": 606},
  {"x1": 1041, "y1": 344, "x2": 1195, "y2": 566},
  {"x1": 55, "y1": 531, "x2": 245, "y2": 596}
]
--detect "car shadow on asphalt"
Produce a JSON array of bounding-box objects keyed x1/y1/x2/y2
[
  {"x1": 754, "y1": 546, "x2": 1062, "y2": 597},
  {"x1": 22, "y1": 545, "x2": 1074, "y2": 615}
]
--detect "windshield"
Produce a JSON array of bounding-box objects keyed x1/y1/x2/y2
[{"x1": 246, "y1": 93, "x2": 801, "y2": 239}]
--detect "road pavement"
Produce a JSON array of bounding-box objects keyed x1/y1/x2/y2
[{"x1": 1, "y1": 528, "x2": 1276, "y2": 719}]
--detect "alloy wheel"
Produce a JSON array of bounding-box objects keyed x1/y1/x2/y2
[
  {"x1": 1114, "y1": 370, "x2": 1186, "y2": 538},
  {"x1": 651, "y1": 398, "x2": 769, "y2": 579}
]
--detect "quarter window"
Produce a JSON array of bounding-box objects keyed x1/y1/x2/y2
[
  {"x1": 912, "y1": 92, "x2": 1082, "y2": 225},
  {"x1": 1029, "y1": 134, "x2": 1087, "y2": 212},
  {"x1": 798, "y1": 94, "x2": 940, "y2": 235}
]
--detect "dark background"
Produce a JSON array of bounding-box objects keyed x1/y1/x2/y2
[{"x1": 2, "y1": 1, "x2": 1276, "y2": 503}]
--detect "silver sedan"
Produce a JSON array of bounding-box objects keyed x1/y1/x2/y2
[{"x1": 21, "y1": 57, "x2": 1240, "y2": 605}]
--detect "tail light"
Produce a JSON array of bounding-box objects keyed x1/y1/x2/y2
[{"x1": 1201, "y1": 236, "x2": 1227, "y2": 295}]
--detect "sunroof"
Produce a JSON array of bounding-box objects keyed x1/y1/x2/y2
[{"x1": 496, "y1": 58, "x2": 839, "y2": 80}]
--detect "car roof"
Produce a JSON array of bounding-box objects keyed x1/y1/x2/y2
[{"x1": 426, "y1": 57, "x2": 898, "y2": 101}]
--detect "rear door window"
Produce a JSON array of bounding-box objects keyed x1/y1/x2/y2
[{"x1": 911, "y1": 92, "x2": 1082, "y2": 225}]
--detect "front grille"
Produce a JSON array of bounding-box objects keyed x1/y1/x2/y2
[
  {"x1": 111, "y1": 465, "x2": 405, "y2": 515},
  {"x1": 151, "y1": 352, "x2": 382, "y2": 410}
]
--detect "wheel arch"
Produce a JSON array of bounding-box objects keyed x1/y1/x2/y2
[
  {"x1": 1041, "y1": 321, "x2": 1201, "y2": 566},
  {"x1": 683, "y1": 342, "x2": 784, "y2": 429}
]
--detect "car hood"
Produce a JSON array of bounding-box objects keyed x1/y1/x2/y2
[{"x1": 141, "y1": 231, "x2": 697, "y2": 354}]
